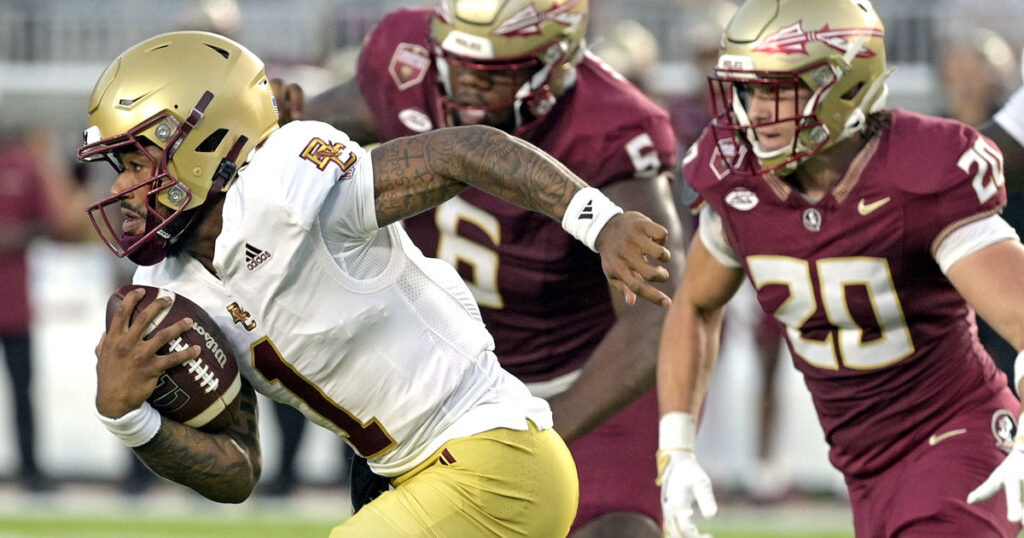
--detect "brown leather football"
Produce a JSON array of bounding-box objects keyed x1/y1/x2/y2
[{"x1": 105, "y1": 285, "x2": 241, "y2": 432}]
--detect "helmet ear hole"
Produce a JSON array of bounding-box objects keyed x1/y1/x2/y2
[
  {"x1": 195, "y1": 128, "x2": 228, "y2": 153},
  {"x1": 842, "y1": 81, "x2": 865, "y2": 101}
]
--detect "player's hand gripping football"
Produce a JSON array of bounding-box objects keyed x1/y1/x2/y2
[
  {"x1": 595, "y1": 211, "x2": 672, "y2": 307},
  {"x1": 94, "y1": 288, "x2": 200, "y2": 418},
  {"x1": 967, "y1": 417, "x2": 1024, "y2": 522}
]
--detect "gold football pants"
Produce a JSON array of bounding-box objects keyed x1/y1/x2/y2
[{"x1": 330, "y1": 421, "x2": 579, "y2": 537}]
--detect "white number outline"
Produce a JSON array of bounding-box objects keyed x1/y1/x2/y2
[
  {"x1": 747, "y1": 255, "x2": 914, "y2": 370},
  {"x1": 626, "y1": 133, "x2": 661, "y2": 178},
  {"x1": 958, "y1": 137, "x2": 1005, "y2": 205},
  {"x1": 434, "y1": 197, "x2": 504, "y2": 308}
]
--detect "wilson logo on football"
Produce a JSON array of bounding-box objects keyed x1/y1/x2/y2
[{"x1": 245, "y1": 243, "x2": 272, "y2": 270}]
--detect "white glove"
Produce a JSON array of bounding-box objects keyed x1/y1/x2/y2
[
  {"x1": 657, "y1": 412, "x2": 717, "y2": 538},
  {"x1": 967, "y1": 415, "x2": 1024, "y2": 522}
]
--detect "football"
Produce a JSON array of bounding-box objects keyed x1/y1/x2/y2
[{"x1": 105, "y1": 285, "x2": 241, "y2": 433}]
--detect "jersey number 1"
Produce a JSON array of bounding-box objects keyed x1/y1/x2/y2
[{"x1": 251, "y1": 337, "x2": 395, "y2": 457}]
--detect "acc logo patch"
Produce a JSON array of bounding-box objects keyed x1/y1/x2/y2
[
  {"x1": 389, "y1": 43, "x2": 430, "y2": 91},
  {"x1": 725, "y1": 188, "x2": 758, "y2": 211},
  {"x1": 398, "y1": 108, "x2": 433, "y2": 133},
  {"x1": 300, "y1": 138, "x2": 357, "y2": 173}
]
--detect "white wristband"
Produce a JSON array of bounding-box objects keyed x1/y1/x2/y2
[
  {"x1": 995, "y1": 86, "x2": 1024, "y2": 148},
  {"x1": 659, "y1": 411, "x2": 697, "y2": 452},
  {"x1": 97, "y1": 401, "x2": 162, "y2": 448},
  {"x1": 561, "y1": 187, "x2": 624, "y2": 252}
]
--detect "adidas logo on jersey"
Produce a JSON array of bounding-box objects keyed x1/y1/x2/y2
[
  {"x1": 245, "y1": 243, "x2": 272, "y2": 270},
  {"x1": 579, "y1": 200, "x2": 594, "y2": 220}
]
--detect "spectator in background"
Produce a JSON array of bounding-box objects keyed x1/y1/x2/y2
[{"x1": 0, "y1": 126, "x2": 90, "y2": 491}]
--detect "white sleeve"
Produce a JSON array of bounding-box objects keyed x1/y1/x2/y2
[
  {"x1": 318, "y1": 144, "x2": 378, "y2": 241},
  {"x1": 995, "y1": 85, "x2": 1024, "y2": 148},
  {"x1": 242, "y1": 120, "x2": 373, "y2": 236},
  {"x1": 698, "y1": 205, "x2": 742, "y2": 268},
  {"x1": 935, "y1": 214, "x2": 1020, "y2": 274}
]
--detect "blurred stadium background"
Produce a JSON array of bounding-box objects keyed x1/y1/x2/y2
[{"x1": 0, "y1": 0, "x2": 1022, "y2": 536}]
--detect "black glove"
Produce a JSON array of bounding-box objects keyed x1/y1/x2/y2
[{"x1": 350, "y1": 454, "x2": 391, "y2": 512}]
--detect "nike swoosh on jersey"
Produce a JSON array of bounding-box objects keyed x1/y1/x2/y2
[
  {"x1": 928, "y1": 428, "x2": 967, "y2": 446},
  {"x1": 857, "y1": 196, "x2": 891, "y2": 215}
]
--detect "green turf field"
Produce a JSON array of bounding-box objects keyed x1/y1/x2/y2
[
  {"x1": 0, "y1": 486, "x2": 857, "y2": 538},
  {"x1": 0, "y1": 517, "x2": 333, "y2": 538},
  {"x1": 0, "y1": 518, "x2": 853, "y2": 538},
  {"x1": 0, "y1": 513, "x2": 855, "y2": 538}
]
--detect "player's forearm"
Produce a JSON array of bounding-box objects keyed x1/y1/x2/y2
[
  {"x1": 133, "y1": 389, "x2": 262, "y2": 503},
  {"x1": 551, "y1": 176, "x2": 686, "y2": 441},
  {"x1": 372, "y1": 125, "x2": 584, "y2": 227},
  {"x1": 657, "y1": 298, "x2": 724, "y2": 416},
  {"x1": 549, "y1": 303, "x2": 665, "y2": 442}
]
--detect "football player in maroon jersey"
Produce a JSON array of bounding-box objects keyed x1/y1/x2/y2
[
  {"x1": 292, "y1": 0, "x2": 685, "y2": 535},
  {"x1": 656, "y1": 1, "x2": 1024, "y2": 537}
]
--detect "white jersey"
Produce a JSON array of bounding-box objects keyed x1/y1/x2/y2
[{"x1": 135, "y1": 120, "x2": 553, "y2": 476}]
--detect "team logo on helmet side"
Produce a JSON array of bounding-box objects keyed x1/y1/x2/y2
[
  {"x1": 752, "y1": 22, "x2": 883, "y2": 57},
  {"x1": 388, "y1": 43, "x2": 431, "y2": 91},
  {"x1": 493, "y1": 0, "x2": 585, "y2": 37}
]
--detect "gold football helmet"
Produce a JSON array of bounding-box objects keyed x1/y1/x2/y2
[
  {"x1": 708, "y1": 0, "x2": 891, "y2": 174},
  {"x1": 79, "y1": 31, "x2": 279, "y2": 265},
  {"x1": 430, "y1": 0, "x2": 588, "y2": 133}
]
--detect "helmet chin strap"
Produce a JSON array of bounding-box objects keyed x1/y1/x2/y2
[{"x1": 513, "y1": 40, "x2": 579, "y2": 132}]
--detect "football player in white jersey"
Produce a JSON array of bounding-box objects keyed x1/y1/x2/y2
[{"x1": 80, "y1": 32, "x2": 673, "y2": 537}]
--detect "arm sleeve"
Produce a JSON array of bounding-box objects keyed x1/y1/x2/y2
[
  {"x1": 934, "y1": 214, "x2": 1019, "y2": 274},
  {"x1": 698, "y1": 205, "x2": 742, "y2": 268}
]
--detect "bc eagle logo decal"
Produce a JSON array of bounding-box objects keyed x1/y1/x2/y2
[{"x1": 300, "y1": 138, "x2": 357, "y2": 174}]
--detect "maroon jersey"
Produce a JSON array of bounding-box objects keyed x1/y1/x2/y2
[
  {"x1": 0, "y1": 140, "x2": 49, "y2": 334},
  {"x1": 358, "y1": 8, "x2": 676, "y2": 381},
  {"x1": 686, "y1": 109, "x2": 1014, "y2": 478}
]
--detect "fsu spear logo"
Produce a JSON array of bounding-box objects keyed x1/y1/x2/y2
[{"x1": 752, "y1": 22, "x2": 883, "y2": 57}]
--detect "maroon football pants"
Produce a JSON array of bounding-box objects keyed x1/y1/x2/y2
[
  {"x1": 568, "y1": 389, "x2": 660, "y2": 530},
  {"x1": 846, "y1": 387, "x2": 1021, "y2": 538}
]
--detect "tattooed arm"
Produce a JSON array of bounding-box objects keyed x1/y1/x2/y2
[
  {"x1": 370, "y1": 125, "x2": 674, "y2": 307},
  {"x1": 370, "y1": 125, "x2": 584, "y2": 227},
  {"x1": 95, "y1": 289, "x2": 262, "y2": 503},
  {"x1": 132, "y1": 382, "x2": 261, "y2": 503}
]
